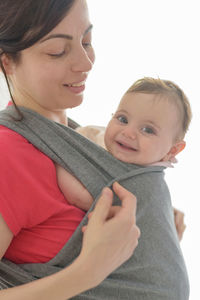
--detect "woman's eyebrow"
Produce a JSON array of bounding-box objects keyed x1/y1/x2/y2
[{"x1": 40, "y1": 24, "x2": 93, "y2": 43}]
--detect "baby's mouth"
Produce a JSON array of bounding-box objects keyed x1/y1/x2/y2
[{"x1": 117, "y1": 141, "x2": 137, "y2": 151}]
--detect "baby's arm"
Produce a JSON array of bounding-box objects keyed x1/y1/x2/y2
[
  {"x1": 76, "y1": 125, "x2": 106, "y2": 148},
  {"x1": 56, "y1": 164, "x2": 93, "y2": 211}
]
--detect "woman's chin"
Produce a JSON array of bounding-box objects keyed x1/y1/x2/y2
[{"x1": 64, "y1": 94, "x2": 83, "y2": 109}]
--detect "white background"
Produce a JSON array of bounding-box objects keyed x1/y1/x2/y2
[{"x1": 0, "y1": 1, "x2": 199, "y2": 299}]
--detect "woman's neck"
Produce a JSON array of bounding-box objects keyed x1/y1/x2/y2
[{"x1": 13, "y1": 93, "x2": 68, "y2": 126}]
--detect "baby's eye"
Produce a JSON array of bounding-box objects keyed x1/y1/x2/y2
[
  {"x1": 141, "y1": 127, "x2": 155, "y2": 134},
  {"x1": 117, "y1": 115, "x2": 128, "y2": 124}
]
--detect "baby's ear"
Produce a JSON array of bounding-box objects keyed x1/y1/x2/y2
[{"x1": 162, "y1": 140, "x2": 186, "y2": 161}]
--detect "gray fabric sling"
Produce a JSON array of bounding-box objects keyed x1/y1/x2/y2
[{"x1": 0, "y1": 106, "x2": 189, "y2": 299}]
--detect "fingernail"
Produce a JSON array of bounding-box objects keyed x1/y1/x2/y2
[{"x1": 102, "y1": 187, "x2": 111, "y2": 196}]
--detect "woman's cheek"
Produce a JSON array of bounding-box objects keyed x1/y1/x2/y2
[{"x1": 88, "y1": 47, "x2": 95, "y2": 64}]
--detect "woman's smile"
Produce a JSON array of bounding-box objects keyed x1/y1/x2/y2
[{"x1": 63, "y1": 79, "x2": 86, "y2": 94}]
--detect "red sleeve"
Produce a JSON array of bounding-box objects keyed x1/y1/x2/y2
[{"x1": 0, "y1": 125, "x2": 63, "y2": 235}]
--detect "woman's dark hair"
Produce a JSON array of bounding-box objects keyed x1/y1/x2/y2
[{"x1": 0, "y1": 0, "x2": 75, "y2": 118}]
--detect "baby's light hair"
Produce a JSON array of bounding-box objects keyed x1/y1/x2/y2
[{"x1": 126, "y1": 77, "x2": 192, "y2": 139}]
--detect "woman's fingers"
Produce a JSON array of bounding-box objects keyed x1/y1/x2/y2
[
  {"x1": 112, "y1": 182, "x2": 137, "y2": 216},
  {"x1": 82, "y1": 181, "x2": 140, "y2": 260},
  {"x1": 83, "y1": 183, "x2": 139, "y2": 234},
  {"x1": 89, "y1": 187, "x2": 113, "y2": 224}
]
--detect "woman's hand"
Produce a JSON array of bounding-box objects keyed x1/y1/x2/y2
[
  {"x1": 79, "y1": 182, "x2": 140, "y2": 286},
  {"x1": 173, "y1": 207, "x2": 186, "y2": 241}
]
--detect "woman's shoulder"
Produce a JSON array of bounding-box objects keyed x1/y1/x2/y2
[
  {"x1": 0, "y1": 125, "x2": 29, "y2": 145},
  {"x1": 0, "y1": 125, "x2": 50, "y2": 164},
  {"x1": 0, "y1": 125, "x2": 29, "y2": 155},
  {"x1": 0, "y1": 125, "x2": 57, "y2": 201}
]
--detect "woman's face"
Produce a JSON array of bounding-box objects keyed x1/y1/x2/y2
[{"x1": 9, "y1": 0, "x2": 95, "y2": 118}]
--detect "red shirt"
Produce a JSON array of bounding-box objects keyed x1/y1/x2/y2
[{"x1": 0, "y1": 125, "x2": 85, "y2": 264}]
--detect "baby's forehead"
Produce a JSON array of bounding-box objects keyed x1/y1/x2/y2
[
  {"x1": 118, "y1": 92, "x2": 183, "y2": 131},
  {"x1": 151, "y1": 93, "x2": 185, "y2": 122},
  {"x1": 119, "y1": 92, "x2": 178, "y2": 112}
]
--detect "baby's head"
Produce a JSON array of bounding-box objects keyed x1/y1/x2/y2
[{"x1": 104, "y1": 77, "x2": 192, "y2": 165}]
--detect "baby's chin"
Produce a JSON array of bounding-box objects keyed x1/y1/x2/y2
[
  {"x1": 107, "y1": 150, "x2": 156, "y2": 166},
  {"x1": 108, "y1": 150, "x2": 140, "y2": 165}
]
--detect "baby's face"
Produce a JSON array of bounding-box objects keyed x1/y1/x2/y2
[{"x1": 104, "y1": 92, "x2": 181, "y2": 165}]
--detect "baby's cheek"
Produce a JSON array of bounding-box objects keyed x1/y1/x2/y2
[{"x1": 104, "y1": 131, "x2": 112, "y2": 150}]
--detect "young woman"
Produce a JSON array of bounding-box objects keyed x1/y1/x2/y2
[{"x1": 0, "y1": 0, "x2": 187, "y2": 299}]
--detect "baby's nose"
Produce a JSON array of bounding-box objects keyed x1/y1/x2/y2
[{"x1": 122, "y1": 126, "x2": 136, "y2": 139}]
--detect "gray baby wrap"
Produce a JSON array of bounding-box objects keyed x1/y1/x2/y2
[{"x1": 0, "y1": 106, "x2": 189, "y2": 299}]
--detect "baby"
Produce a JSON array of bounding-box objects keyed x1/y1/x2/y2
[{"x1": 56, "y1": 77, "x2": 192, "y2": 211}]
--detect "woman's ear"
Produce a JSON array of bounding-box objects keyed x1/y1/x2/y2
[
  {"x1": 162, "y1": 140, "x2": 186, "y2": 162},
  {"x1": 0, "y1": 53, "x2": 15, "y2": 74}
]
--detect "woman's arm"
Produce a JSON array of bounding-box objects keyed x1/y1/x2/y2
[
  {"x1": 173, "y1": 208, "x2": 186, "y2": 241},
  {"x1": 0, "y1": 183, "x2": 140, "y2": 300}
]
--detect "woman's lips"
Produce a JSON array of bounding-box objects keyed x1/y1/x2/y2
[{"x1": 63, "y1": 80, "x2": 86, "y2": 94}]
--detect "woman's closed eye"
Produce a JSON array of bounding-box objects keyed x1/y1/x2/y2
[
  {"x1": 82, "y1": 31, "x2": 93, "y2": 49},
  {"x1": 47, "y1": 50, "x2": 65, "y2": 58},
  {"x1": 82, "y1": 42, "x2": 92, "y2": 49}
]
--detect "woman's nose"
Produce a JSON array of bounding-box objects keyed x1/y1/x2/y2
[{"x1": 71, "y1": 45, "x2": 95, "y2": 73}]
